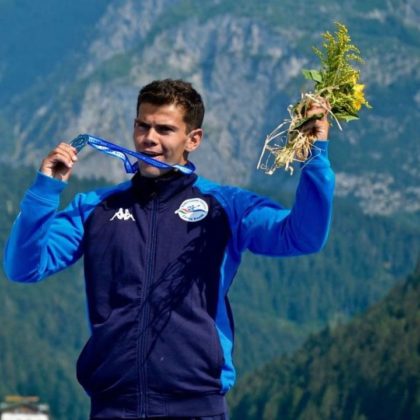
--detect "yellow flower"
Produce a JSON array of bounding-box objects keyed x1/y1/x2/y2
[
  {"x1": 352, "y1": 83, "x2": 366, "y2": 111},
  {"x1": 350, "y1": 73, "x2": 359, "y2": 85}
]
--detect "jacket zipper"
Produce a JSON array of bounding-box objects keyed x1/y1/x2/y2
[{"x1": 138, "y1": 196, "x2": 158, "y2": 418}]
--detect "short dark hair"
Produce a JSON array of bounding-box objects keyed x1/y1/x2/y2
[{"x1": 136, "y1": 79, "x2": 205, "y2": 131}]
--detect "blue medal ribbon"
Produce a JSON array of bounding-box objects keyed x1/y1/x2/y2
[{"x1": 70, "y1": 134, "x2": 195, "y2": 175}]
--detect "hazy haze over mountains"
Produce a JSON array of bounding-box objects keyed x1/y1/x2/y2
[
  {"x1": 1, "y1": 3, "x2": 419, "y2": 419},
  {"x1": 0, "y1": 0, "x2": 419, "y2": 215}
]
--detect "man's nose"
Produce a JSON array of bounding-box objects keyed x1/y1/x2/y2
[{"x1": 141, "y1": 127, "x2": 159, "y2": 145}]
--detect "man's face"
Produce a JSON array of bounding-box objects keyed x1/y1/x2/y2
[{"x1": 133, "y1": 102, "x2": 202, "y2": 178}]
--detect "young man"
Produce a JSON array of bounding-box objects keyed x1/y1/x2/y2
[{"x1": 4, "y1": 79, "x2": 335, "y2": 419}]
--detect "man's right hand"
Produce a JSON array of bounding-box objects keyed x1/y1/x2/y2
[{"x1": 40, "y1": 142, "x2": 78, "y2": 181}]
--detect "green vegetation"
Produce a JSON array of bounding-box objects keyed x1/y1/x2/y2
[
  {"x1": 0, "y1": 1, "x2": 419, "y2": 418},
  {"x1": 89, "y1": 53, "x2": 134, "y2": 84},
  {"x1": 0, "y1": 166, "x2": 100, "y2": 419},
  {"x1": 231, "y1": 192, "x2": 420, "y2": 373},
  {"x1": 0, "y1": 163, "x2": 418, "y2": 419},
  {"x1": 264, "y1": 23, "x2": 372, "y2": 174},
  {"x1": 229, "y1": 262, "x2": 420, "y2": 419}
]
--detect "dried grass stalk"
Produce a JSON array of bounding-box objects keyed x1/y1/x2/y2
[{"x1": 257, "y1": 22, "x2": 371, "y2": 175}]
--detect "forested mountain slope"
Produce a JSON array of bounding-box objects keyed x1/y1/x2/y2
[
  {"x1": 0, "y1": 0, "x2": 419, "y2": 215},
  {"x1": 0, "y1": 1, "x2": 419, "y2": 418},
  {"x1": 229, "y1": 262, "x2": 420, "y2": 419},
  {"x1": 0, "y1": 163, "x2": 418, "y2": 419}
]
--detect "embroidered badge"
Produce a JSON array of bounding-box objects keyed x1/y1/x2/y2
[{"x1": 175, "y1": 198, "x2": 209, "y2": 222}]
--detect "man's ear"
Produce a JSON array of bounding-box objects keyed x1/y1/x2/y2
[{"x1": 185, "y1": 128, "x2": 203, "y2": 153}]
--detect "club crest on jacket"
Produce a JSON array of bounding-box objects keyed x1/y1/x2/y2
[{"x1": 175, "y1": 198, "x2": 209, "y2": 222}]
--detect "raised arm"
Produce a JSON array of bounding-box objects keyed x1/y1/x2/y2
[
  {"x1": 236, "y1": 98, "x2": 335, "y2": 256},
  {"x1": 3, "y1": 172, "x2": 86, "y2": 282},
  {"x1": 3, "y1": 143, "x2": 84, "y2": 282},
  {"x1": 239, "y1": 140, "x2": 335, "y2": 256}
]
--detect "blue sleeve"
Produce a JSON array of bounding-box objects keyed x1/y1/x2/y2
[
  {"x1": 3, "y1": 171, "x2": 128, "y2": 283},
  {"x1": 235, "y1": 141, "x2": 335, "y2": 256},
  {"x1": 3, "y1": 172, "x2": 88, "y2": 282}
]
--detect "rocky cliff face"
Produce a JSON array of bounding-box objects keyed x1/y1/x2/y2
[{"x1": 2, "y1": 0, "x2": 419, "y2": 214}]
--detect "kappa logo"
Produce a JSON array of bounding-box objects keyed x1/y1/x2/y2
[
  {"x1": 175, "y1": 198, "x2": 209, "y2": 222},
  {"x1": 110, "y1": 208, "x2": 135, "y2": 221}
]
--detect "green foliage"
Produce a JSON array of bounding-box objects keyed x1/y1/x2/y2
[
  {"x1": 0, "y1": 163, "x2": 418, "y2": 419},
  {"x1": 0, "y1": 164, "x2": 104, "y2": 420},
  {"x1": 231, "y1": 187, "x2": 420, "y2": 373},
  {"x1": 89, "y1": 53, "x2": 133, "y2": 84},
  {"x1": 229, "y1": 262, "x2": 420, "y2": 419},
  {"x1": 262, "y1": 22, "x2": 372, "y2": 174},
  {"x1": 307, "y1": 22, "x2": 370, "y2": 120},
  {"x1": 0, "y1": 2, "x2": 419, "y2": 417}
]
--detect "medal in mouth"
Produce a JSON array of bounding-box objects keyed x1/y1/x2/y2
[{"x1": 70, "y1": 134, "x2": 195, "y2": 175}]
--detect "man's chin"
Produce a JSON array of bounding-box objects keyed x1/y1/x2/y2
[{"x1": 138, "y1": 162, "x2": 170, "y2": 178}]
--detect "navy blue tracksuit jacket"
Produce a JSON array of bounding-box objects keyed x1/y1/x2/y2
[{"x1": 4, "y1": 141, "x2": 335, "y2": 418}]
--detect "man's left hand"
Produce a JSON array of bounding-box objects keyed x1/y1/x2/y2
[{"x1": 301, "y1": 97, "x2": 330, "y2": 141}]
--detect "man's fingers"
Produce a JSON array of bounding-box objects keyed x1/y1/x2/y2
[
  {"x1": 48, "y1": 143, "x2": 78, "y2": 167},
  {"x1": 300, "y1": 99, "x2": 330, "y2": 140},
  {"x1": 306, "y1": 98, "x2": 330, "y2": 120},
  {"x1": 40, "y1": 142, "x2": 78, "y2": 180}
]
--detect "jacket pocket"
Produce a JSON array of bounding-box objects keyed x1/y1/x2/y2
[
  {"x1": 147, "y1": 313, "x2": 225, "y2": 394},
  {"x1": 76, "y1": 310, "x2": 138, "y2": 396}
]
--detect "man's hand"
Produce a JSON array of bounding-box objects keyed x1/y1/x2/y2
[
  {"x1": 301, "y1": 97, "x2": 330, "y2": 141},
  {"x1": 40, "y1": 142, "x2": 78, "y2": 181}
]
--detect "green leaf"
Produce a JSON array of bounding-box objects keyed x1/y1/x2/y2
[
  {"x1": 302, "y1": 69, "x2": 323, "y2": 83},
  {"x1": 335, "y1": 113, "x2": 359, "y2": 122}
]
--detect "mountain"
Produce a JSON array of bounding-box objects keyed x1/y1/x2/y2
[
  {"x1": 229, "y1": 186, "x2": 420, "y2": 372},
  {"x1": 0, "y1": 0, "x2": 419, "y2": 215},
  {"x1": 0, "y1": 0, "x2": 108, "y2": 104},
  {"x1": 0, "y1": 1, "x2": 419, "y2": 418},
  {"x1": 0, "y1": 167, "x2": 98, "y2": 419},
  {"x1": 228, "y1": 261, "x2": 420, "y2": 420}
]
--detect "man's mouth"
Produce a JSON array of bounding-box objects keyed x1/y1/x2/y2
[{"x1": 140, "y1": 151, "x2": 162, "y2": 158}]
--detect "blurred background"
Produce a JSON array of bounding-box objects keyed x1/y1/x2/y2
[{"x1": 0, "y1": 0, "x2": 419, "y2": 418}]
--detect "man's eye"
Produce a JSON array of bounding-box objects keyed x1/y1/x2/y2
[
  {"x1": 157, "y1": 126, "x2": 173, "y2": 134},
  {"x1": 135, "y1": 121, "x2": 149, "y2": 130}
]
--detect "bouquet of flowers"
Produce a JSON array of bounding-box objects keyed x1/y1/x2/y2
[{"x1": 257, "y1": 22, "x2": 371, "y2": 174}]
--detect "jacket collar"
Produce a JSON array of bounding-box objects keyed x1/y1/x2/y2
[{"x1": 131, "y1": 168, "x2": 198, "y2": 204}]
